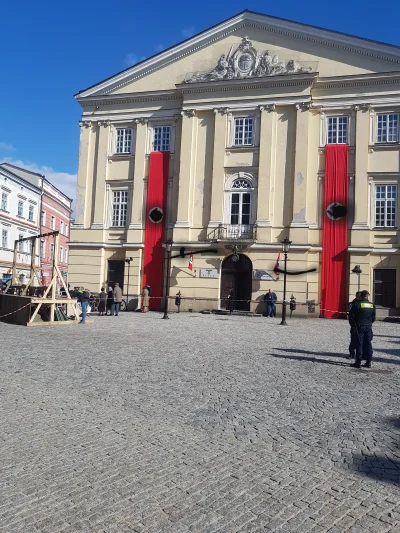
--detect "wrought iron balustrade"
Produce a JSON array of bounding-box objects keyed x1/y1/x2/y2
[{"x1": 206, "y1": 224, "x2": 257, "y2": 242}]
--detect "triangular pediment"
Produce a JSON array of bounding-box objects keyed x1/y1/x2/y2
[{"x1": 76, "y1": 10, "x2": 400, "y2": 100}]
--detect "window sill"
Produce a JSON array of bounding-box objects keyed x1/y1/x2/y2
[
  {"x1": 227, "y1": 145, "x2": 258, "y2": 151},
  {"x1": 16, "y1": 215, "x2": 25, "y2": 220},
  {"x1": 0, "y1": 209, "x2": 9, "y2": 214},
  {"x1": 369, "y1": 144, "x2": 399, "y2": 152},
  {"x1": 108, "y1": 153, "x2": 135, "y2": 161},
  {"x1": 372, "y1": 227, "x2": 398, "y2": 232}
]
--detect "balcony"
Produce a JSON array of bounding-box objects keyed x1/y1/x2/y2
[{"x1": 206, "y1": 224, "x2": 257, "y2": 242}]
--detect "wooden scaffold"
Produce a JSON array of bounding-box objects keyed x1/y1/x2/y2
[{"x1": 4, "y1": 231, "x2": 80, "y2": 326}]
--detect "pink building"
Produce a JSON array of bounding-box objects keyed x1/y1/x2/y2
[{"x1": 40, "y1": 179, "x2": 72, "y2": 285}]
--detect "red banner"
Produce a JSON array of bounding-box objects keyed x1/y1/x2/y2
[
  {"x1": 321, "y1": 145, "x2": 348, "y2": 318},
  {"x1": 142, "y1": 152, "x2": 169, "y2": 310}
]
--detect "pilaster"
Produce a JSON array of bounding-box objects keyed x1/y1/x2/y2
[
  {"x1": 129, "y1": 118, "x2": 148, "y2": 236},
  {"x1": 256, "y1": 104, "x2": 276, "y2": 241},
  {"x1": 353, "y1": 106, "x2": 371, "y2": 233},
  {"x1": 208, "y1": 108, "x2": 228, "y2": 230},
  {"x1": 76, "y1": 121, "x2": 93, "y2": 228},
  {"x1": 92, "y1": 121, "x2": 111, "y2": 229}
]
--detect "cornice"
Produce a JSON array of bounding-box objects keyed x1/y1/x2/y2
[
  {"x1": 78, "y1": 90, "x2": 181, "y2": 108},
  {"x1": 76, "y1": 12, "x2": 400, "y2": 99},
  {"x1": 314, "y1": 71, "x2": 400, "y2": 91}
]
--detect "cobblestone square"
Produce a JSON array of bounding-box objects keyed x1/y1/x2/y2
[{"x1": 1, "y1": 314, "x2": 400, "y2": 533}]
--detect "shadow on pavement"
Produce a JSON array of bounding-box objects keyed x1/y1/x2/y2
[
  {"x1": 273, "y1": 347, "x2": 400, "y2": 365},
  {"x1": 269, "y1": 352, "x2": 348, "y2": 367}
]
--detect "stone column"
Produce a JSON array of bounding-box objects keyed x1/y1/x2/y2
[
  {"x1": 92, "y1": 121, "x2": 111, "y2": 229},
  {"x1": 208, "y1": 108, "x2": 228, "y2": 231},
  {"x1": 75, "y1": 121, "x2": 93, "y2": 228},
  {"x1": 256, "y1": 104, "x2": 276, "y2": 241},
  {"x1": 290, "y1": 102, "x2": 311, "y2": 242},
  {"x1": 353, "y1": 106, "x2": 370, "y2": 232},
  {"x1": 129, "y1": 118, "x2": 148, "y2": 234},
  {"x1": 175, "y1": 110, "x2": 197, "y2": 241}
]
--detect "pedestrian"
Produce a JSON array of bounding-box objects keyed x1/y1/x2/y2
[
  {"x1": 264, "y1": 288, "x2": 277, "y2": 317},
  {"x1": 77, "y1": 286, "x2": 91, "y2": 324},
  {"x1": 348, "y1": 290, "x2": 376, "y2": 369},
  {"x1": 142, "y1": 285, "x2": 150, "y2": 312},
  {"x1": 227, "y1": 288, "x2": 234, "y2": 315},
  {"x1": 112, "y1": 282, "x2": 123, "y2": 316},
  {"x1": 106, "y1": 286, "x2": 114, "y2": 315},
  {"x1": 98, "y1": 287, "x2": 107, "y2": 316},
  {"x1": 289, "y1": 294, "x2": 297, "y2": 318},
  {"x1": 346, "y1": 291, "x2": 361, "y2": 359}
]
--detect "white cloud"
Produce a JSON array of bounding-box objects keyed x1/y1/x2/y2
[
  {"x1": 123, "y1": 53, "x2": 146, "y2": 68},
  {"x1": 0, "y1": 142, "x2": 15, "y2": 152},
  {"x1": 3, "y1": 158, "x2": 77, "y2": 209},
  {"x1": 182, "y1": 26, "x2": 195, "y2": 38}
]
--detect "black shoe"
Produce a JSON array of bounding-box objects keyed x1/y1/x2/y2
[
  {"x1": 350, "y1": 362, "x2": 361, "y2": 369},
  {"x1": 363, "y1": 361, "x2": 371, "y2": 368},
  {"x1": 348, "y1": 353, "x2": 355, "y2": 359}
]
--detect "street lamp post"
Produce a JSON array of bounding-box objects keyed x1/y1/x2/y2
[
  {"x1": 280, "y1": 237, "x2": 292, "y2": 326},
  {"x1": 162, "y1": 239, "x2": 173, "y2": 319},
  {"x1": 352, "y1": 265, "x2": 362, "y2": 293},
  {"x1": 124, "y1": 257, "x2": 133, "y2": 311}
]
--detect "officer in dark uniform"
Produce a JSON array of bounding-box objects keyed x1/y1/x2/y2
[
  {"x1": 348, "y1": 290, "x2": 376, "y2": 368},
  {"x1": 346, "y1": 291, "x2": 361, "y2": 359}
]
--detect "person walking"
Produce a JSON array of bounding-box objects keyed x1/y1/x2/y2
[
  {"x1": 264, "y1": 289, "x2": 277, "y2": 317},
  {"x1": 289, "y1": 294, "x2": 297, "y2": 318},
  {"x1": 98, "y1": 287, "x2": 107, "y2": 316},
  {"x1": 112, "y1": 282, "x2": 123, "y2": 316},
  {"x1": 348, "y1": 290, "x2": 376, "y2": 369},
  {"x1": 142, "y1": 285, "x2": 150, "y2": 312},
  {"x1": 347, "y1": 291, "x2": 361, "y2": 359},
  {"x1": 106, "y1": 286, "x2": 114, "y2": 316},
  {"x1": 77, "y1": 286, "x2": 90, "y2": 324},
  {"x1": 227, "y1": 288, "x2": 234, "y2": 315}
]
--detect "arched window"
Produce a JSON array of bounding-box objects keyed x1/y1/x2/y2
[{"x1": 229, "y1": 178, "x2": 254, "y2": 227}]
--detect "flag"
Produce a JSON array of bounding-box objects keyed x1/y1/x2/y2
[
  {"x1": 273, "y1": 253, "x2": 280, "y2": 278},
  {"x1": 188, "y1": 252, "x2": 194, "y2": 271}
]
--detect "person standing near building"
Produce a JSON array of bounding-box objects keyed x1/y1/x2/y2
[
  {"x1": 227, "y1": 288, "x2": 234, "y2": 315},
  {"x1": 142, "y1": 285, "x2": 150, "y2": 312},
  {"x1": 348, "y1": 290, "x2": 376, "y2": 369},
  {"x1": 106, "y1": 286, "x2": 114, "y2": 316},
  {"x1": 264, "y1": 289, "x2": 277, "y2": 317},
  {"x1": 347, "y1": 291, "x2": 361, "y2": 359},
  {"x1": 112, "y1": 282, "x2": 123, "y2": 316},
  {"x1": 77, "y1": 286, "x2": 90, "y2": 324},
  {"x1": 98, "y1": 287, "x2": 107, "y2": 316}
]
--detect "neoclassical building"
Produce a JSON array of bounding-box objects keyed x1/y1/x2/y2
[{"x1": 69, "y1": 10, "x2": 400, "y2": 315}]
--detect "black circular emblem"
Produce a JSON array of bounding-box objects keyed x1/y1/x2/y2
[
  {"x1": 149, "y1": 207, "x2": 164, "y2": 224},
  {"x1": 326, "y1": 202, "x2": 347, "y2": 221}
]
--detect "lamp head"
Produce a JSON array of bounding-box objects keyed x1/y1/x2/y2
[{"x1": 281, "y1": 237, "x2": 292, "y2": 253}]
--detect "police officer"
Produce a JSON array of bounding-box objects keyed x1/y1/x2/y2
[
  {"x1": 348, "y1": 290, "x2": 376, "y2": 369},
  {"x1": 346, "y1": 291, "x2": 361, "y2": 359}
]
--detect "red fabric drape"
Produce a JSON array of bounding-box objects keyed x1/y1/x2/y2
[
  {"x1": 142, "y1": 152, "x2": 169, "y2": 310},
  {"x1": 321, "y1": 145, "x2": 348, "y2": 318}
]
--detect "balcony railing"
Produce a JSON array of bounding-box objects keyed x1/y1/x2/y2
[{"x1": 206, "y1": 224, "x2": 257, "y2": 242}]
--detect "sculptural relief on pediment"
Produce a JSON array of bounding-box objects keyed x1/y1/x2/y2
[{"x1": 184, "y1": 37, "x2": 315, "y2": 83}]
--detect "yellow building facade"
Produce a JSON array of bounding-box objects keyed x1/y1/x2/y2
[{"x1": 69, "y1": 10, "x2": 400, "y2": 315}]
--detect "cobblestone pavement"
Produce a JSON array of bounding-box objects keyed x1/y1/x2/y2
[{"x1": 1, "y1": 313, "x2": 400, "y2": 533}]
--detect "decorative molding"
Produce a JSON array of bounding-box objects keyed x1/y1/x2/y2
[
  {"x1": 174, "y1": 221, "x2": 190, "y2": 228},
  {"x1": 79, "y1": 121, "x2": 92, "y2": 128},
  {"x1": 351, "y1": 222, "x2": 370, "y2": 230},
  {"x1": 128, "y1": 223, "x2": 143, "y2": 230},
  {"x1": 214, "y1": 107, "x2": 229, "y2": 115},
  {"x1": 295, "y1": 102, "x2": 312, "y2": 111},
  {"x1": 255, "y1": 219, "x2": 272, "y2": 227},
  {"x1": 90, "y1": 223, "x2": 105, "y2": 230},
  {"x1": 181, "y1": 109, "x2": 196, "y2": 117},
  {"x1": 259, "y1": 103, "x2": 276, "y2": 112}
]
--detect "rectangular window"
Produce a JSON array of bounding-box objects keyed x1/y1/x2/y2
[
  {"x1": 64, "y1": 248, "x2": 68, "y2": 264},
  {"x1": 65, "y1": 224, "x2": 68, "y2": 237},
  {"x1": 153, "y1": 126, "x2": 170, "y2": 152},
  {"x1": 116, "y1": 128, "x2": 133, "y2": 154},
  {"x1": 50, "y1": 243, "x2": 54, "y2": 260},
  {"x1": 374, "y1": 269, "x2": 396, "y2": 308},
  {"x1": 17, "y1": 200, "x2": 24, "y2": 217},
  {"x1": 1, "y1": 192, "x2": 8, "y2": 211},
  {"x1": 327, "y1": 116, "x2": 349, "y2": 144},
  {"x1": 60, "y1": 221, "x2": 64, "y2": 235},
  {"x1": 27, "y1": 239, "x2": 32, "y2": 254},
  {"x1": 28, "y1": 205, "x2": 34, "y2": 222},
  {"x1": 59, "y1": 247, "x2": 63, "y2": 262},
  {"x1": 234, "y1": 118, "x2": 254, "y2": 146},
  {"x1": 112, "y1": 191, "x2": 128, "y2": 227},
  {"x1": 18, "y1": 234, "x2": 24, "y2": 252},
  {"x1": 51, "y1": 216, "x2": 55, "y2": 230},
  {"x1": 376, "y1": 113, "x2": 399, "y2": 143},
  {"x1": 41, "y1": 240, "x2": 45, "y2": 258},
  {"x1": 41, "y1": 210, "x2": 46, "y2": 226},
  {"x1": 375, "y1": 184, "x2": 398, "y2": 227},
  {"x1": 1, "y1": 229, "x2": 7, "y2": 248}
]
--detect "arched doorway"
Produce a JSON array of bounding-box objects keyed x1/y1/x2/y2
[{"x1": 220, "y1": 254, "x2": 253, "y2": 312}]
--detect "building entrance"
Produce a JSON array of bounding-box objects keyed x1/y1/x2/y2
[
  {"x1": 220, "y1": 254, "x2": 252, "y2": 312},
  {"x1": 373, "y1": 269, "x2": 396, "y2": 308},
  {"x1": 107, "y1": 260, "x2": 124, "y2": 291}
]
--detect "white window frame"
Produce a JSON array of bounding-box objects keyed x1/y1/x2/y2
[
  {"x1": 41, "y1": 240, "x2": 45, "y2": 258},
  {"x1": 50, "y1": 243, "x2": 54, "y2": 261},
  {"x1": 18, "y1": 234, "x2": 24, "y2": 252},
  {"x1": 2, "y1": 228, "x2": 8, "y2": 248},
  {"x1": 228, "y1": 111, "x2": 260, "y2": 148},
  {"x1": 41, "y1": 211, "x2": 46, "y2": 226},
  {"x1": 147, "y1": 121, "x2": 175, "y2": 154},
  {"x1": 60, "y1": 220, "x2": 64, "y2": 235},
  {"x1": 223, "y1": 172, "x2": 257, "y2": 226},
  {"x1": 1, "y1": 192, "x2": 8, "y2": 211},
  {"x1": 114, "y1": 127, "x2": 134, "y2": 154},
  {"x1": 65, "y1": 224, "x2": 68, "y2": 237},
  {"x1": 375, "y1": 113, "x2": 399, "y2": 144},
  {"x1": 28, "y1": 205, "x2": 34, "y2": 222},
  {"x1": 64, "y1": 248, "x2": 68, "y2": 264},
  {"x1": 111, "y1": 189, "x2": 129, "y2": 228},
  {"x1": 59, "y1": 247, "x2": 63, "y2": 263},
  {"x1": 372, "y1": 182, "x2": 398, "y2": 228},
  {"x1": 320, "y1": 112, "x2": 354, "y2": 146},
  {"x1": 17, "y1": 200, "x2": 24, "y2": 217},
  {"x1": 51, "y1": 216, "x2": 55, "y2": 230}
]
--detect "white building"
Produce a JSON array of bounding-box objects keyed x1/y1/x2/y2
[{"x1": 0, "y1": 165, "x2": 41, "y2": 284}]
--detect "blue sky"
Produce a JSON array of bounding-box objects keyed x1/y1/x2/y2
[{"x1": 1, "y1": 0, "x2": 399, "y2": 205}]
